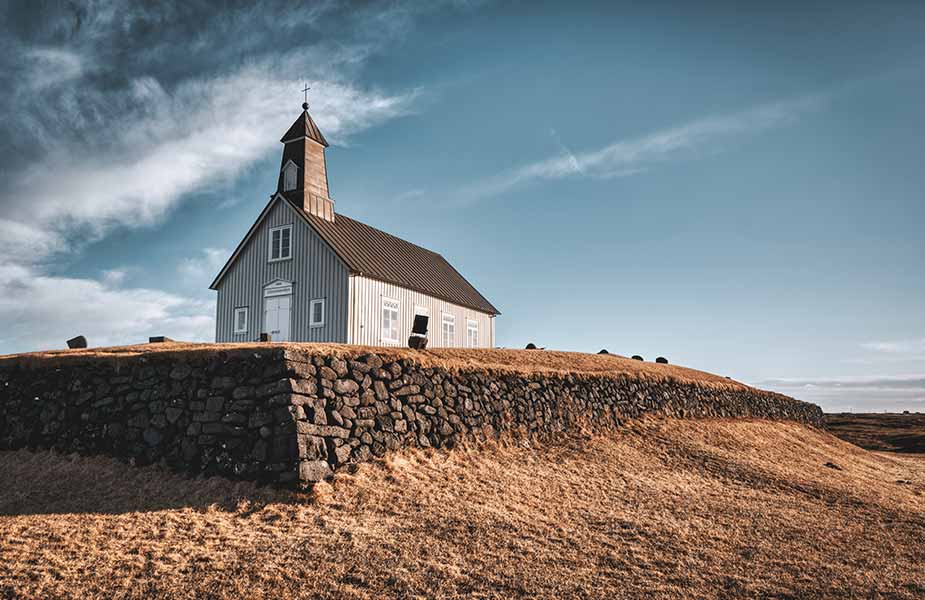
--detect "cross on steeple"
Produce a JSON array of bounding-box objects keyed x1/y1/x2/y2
[{"x1": 301, "y1": 84, "x2": 310, "y2": 110}]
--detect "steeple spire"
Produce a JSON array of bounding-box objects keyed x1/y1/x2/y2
[{"x1": 277, "y1": 100, "x2": 333, "y2": 221}]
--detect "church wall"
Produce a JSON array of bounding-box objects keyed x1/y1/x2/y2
[
  {"x1": 215, "y1": 198, "x2": 350, "y2": 343},
  {"x1": 348, "y1": 275, "x2": 495, "y2": 348}
]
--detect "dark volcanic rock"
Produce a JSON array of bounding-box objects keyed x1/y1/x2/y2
[{"x1": 0, "y1": 346, "x2": 822, "y2": 490}]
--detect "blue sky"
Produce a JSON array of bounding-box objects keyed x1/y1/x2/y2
[{"x1": 0, "y1": 1, "x2": 923, "y2": 411}]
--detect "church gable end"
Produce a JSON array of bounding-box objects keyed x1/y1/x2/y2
[{"x1": 211, "y1": 196, "x2": 349, "y2": 343}]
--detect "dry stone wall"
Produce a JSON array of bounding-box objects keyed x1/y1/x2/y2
[{"x1": 0, "y1": 347, "x2": 823, "y2": 487}]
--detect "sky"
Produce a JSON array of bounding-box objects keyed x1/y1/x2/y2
[{"x1": 0, "y1": 0, "x2": 923, "y2": 412}]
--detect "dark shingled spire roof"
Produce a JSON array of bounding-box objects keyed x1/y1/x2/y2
[{"x1": 280, "y1": 109, "x2": 329, "y2": 147}]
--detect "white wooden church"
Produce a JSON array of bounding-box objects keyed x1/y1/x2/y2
[{"x1": 210, "y1": 102, "x2": 499, "y2": 347}]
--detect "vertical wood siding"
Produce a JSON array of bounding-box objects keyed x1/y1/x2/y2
[
  {"x1": 214, "y1": 199, "x2": 349, "y2": 342},
  {"x1": 347, "y1": 275, "x2": 495, "y2": 348}
]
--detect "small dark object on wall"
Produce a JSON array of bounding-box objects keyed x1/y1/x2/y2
[
  {"x1": 259, "y1": 333, "x2": 272, "y2": 342},
  {"x1": 66, "y1": 335, "x2": 87, "y2": 349},
  {"x1": 525, "y1": 343, "x2": 538, "y2": 350},
  {"x1": 823, "y1": 461, "x2": 842, "y2": 471},
  {"x1": 631, "y1": 355, "x2": 644, "y2": 361},
  {"x1": 598, "y1": 349, "x2": 609, "y2": 354},
  {"x1": 655, "y1": 357, "x2": 668, "y2": 364},
  {"x1": 411, "y1": 314, "x2": 429, "y2": 335},
  {"x1": 148, "y1": 336, "x2": 174, "y2": 344},
  {"x1": 408, "y1": 315, "x2": 429, "y2": 349}
]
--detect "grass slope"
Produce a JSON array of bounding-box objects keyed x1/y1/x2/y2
[{"x1": 2, "y1": 419, "x2": 923, "y2": 599}]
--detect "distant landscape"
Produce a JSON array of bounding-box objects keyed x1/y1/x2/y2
[{"x1": 826, "y1": 413, "x2": 925, "y2": 454}]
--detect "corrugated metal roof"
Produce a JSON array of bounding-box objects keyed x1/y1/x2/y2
[
  {"x1": 280, "y1": 110, "x2": 329, "y2": 147},
  {"x1": 286, "y1": 199, "x2": 500, "y2": 315}
]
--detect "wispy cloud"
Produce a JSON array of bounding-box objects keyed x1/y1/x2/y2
[
  {"x1": 179, "y1": 248, "x2": 229, "y2": 284},
  {"x1": 759, "y1": 374, "x2": 925, "y2": 391},
  {"x1": 0, "y1": 264, "x2": 215, "y2": 353},
  {"x1": 8, "y1": 72, "x2": 415, "y2": 247},
  {"x1": 860, "y1": 338, "x2": 925, "y2": 354},
  {"x1": 462, "y1": 93, "x2": 825, "y2": 201},
  {"x1": 755, "y1": 374, "x2": 925, "y2": 413}
]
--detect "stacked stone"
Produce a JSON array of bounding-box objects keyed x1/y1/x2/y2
[
  {"x1": 0, "y1": 349, "x2": 314, "y2": 484},
  {"x1": 279, "y1": 350, "x2": 824, "y2": 483},
  {"x1": 0, "y1": 347, "x2": 824, "y2": 488}
]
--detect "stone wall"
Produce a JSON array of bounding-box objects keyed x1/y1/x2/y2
[{"x1": 0, "y1": 347, "x2": 823, "y2": 487}]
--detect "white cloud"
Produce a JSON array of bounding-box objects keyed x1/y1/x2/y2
[
  {"x1": 101, "y1": 269, "x2": 127, "y2": 286},
  {"x1": 4, "y1": 70, "x2": 416, "y2": 262},
  {"x1": 22, "y1": 47, "x2": 86, "y2": 90},
  {"x1": 0, "y1": 264, "x2": 214, "y2": 353},
  {"x1": 755, "y1": 374, "x2": 925, "y2": 413},
  {"x1": 179, "y1": 248, "x2": 229, "y2": 284},
  {"x1": 860, "y1": 338, "x2": 925, "y2": 354},
  {"x1": 463, "y1": 93, "x2": 825, "y2": 201},
  {"x1": 0, "y1": 219, "x2": 64, "y2": 265},
  {"x1": 759, "y1": 374, "x2": 925, "y2": 390}
]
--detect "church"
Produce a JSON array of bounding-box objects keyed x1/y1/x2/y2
[{"x1": 209, "y1": 102, "x2": 499, "y2": 347}]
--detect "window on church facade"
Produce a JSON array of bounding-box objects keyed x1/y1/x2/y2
[
  {"x1": 442, "y1": 313, "x2": 455, "y2": 347},
  {"x1": 233, "y1": 307, "x2": 248, "y2": 334},
  {"x1": 269, "y1": 225, "x2": 292, "y2": 261},
  {"x1": 382, "y1": 298, "x2": 399, "y2": 342},
  {"x1": 310, "y1": 298, "x2": 325, "y2": 327},
  {"x1": 467, "y1": 319, "x2": 478, "y2": 347}
]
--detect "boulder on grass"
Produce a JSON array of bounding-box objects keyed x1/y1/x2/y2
[
  {"x1": 66, "y1": 335, "x2": 87, "y2": 349},
  {"x1": 655, "y1": 357, "x2": 668, "y2": 364},
  {"x1": 631, "y1": 355, "x2": 644, "y2": 361}
]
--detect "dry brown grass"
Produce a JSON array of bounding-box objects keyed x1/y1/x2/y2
[
  {"x1": 2, "y1": 419, "x2": 923, "y2": 599},
  {"x1": 0, "y1": 342, "x2": 747, "y2": 390},
  {"x1": 826, "y1": 412, "x2": 925, "y2": 453}
]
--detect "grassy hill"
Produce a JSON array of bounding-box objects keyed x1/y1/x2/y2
[{"x1": 1, "y1": 418, "x2": 923, "y2": 599}]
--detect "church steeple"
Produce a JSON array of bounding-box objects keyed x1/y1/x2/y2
[{"x1": 278, "y1": 101, "x2": 334, "y2": 222}]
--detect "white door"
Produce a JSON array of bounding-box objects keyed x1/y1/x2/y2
[{"x1": 263, "y1": 295, "x2": 291, "y2": 342}]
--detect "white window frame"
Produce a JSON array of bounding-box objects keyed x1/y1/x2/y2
[
  {"x1": 282, "y1": 161, "x2": 298, "y2": 191},
  {"x1": 381, "y1": 297, "x2": 400, "y2": 343},
  {"x1": 467, "y1": 319, "x2": 478, "y2": 348},
  {"x1": 268, "y1": 225, "x2": 293, "y2": 262},
  {"x1": 413, "y1": 305, "x2": 430, "y2": 317},
  {"x1": 442, "y1": 313, "x2": 455, "y2": 347},
  {"x1": 309, "y1": 298, "x2": 325, "y2": 327},
  {"x1": 233, "y1": 307, "x2": 248, "y2": 334}
]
